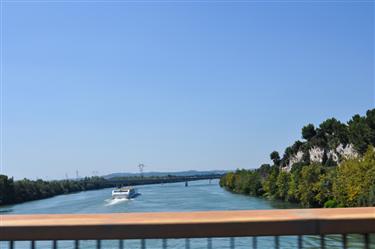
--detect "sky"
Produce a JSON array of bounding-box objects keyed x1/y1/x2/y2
[{"x1": 1, "y1": 0, "x2": 374, "y2": 180}]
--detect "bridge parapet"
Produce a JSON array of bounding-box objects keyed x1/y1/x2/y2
[{"x1": 1, "y1": 207, "x2": 374, "y2": 248}]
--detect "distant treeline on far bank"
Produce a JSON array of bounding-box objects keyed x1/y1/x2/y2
[
  {"x1": 220, "y1": 109, "x2": 375, "y2": 208},
  {"x1": 0, "y1": 176, "x2": 111, "y2": 205}
]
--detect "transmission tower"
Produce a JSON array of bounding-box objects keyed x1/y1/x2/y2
[{"x1": 138, "y1": 163, "x2": 145, "y2": 178}]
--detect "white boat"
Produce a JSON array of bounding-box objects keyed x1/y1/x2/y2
[{"x1": 111, "y1": 186, "x2": 137, "y2": 199}]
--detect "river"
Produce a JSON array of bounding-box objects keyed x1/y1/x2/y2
[{"x1": 0, "y1": 180, "x2": 372, "y2": 249}]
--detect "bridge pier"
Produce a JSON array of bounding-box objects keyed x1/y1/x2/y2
[{"x1": 185, "y1": 181, "x2": 188, "y2": 187}]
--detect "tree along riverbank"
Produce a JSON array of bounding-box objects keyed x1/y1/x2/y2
[{"x1": 220, "y1": 109, "x2": 375, "y2": 208}]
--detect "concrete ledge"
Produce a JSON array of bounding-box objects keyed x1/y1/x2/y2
[{"x1": 1, "y1": 207, "x2": 374, "y2": 240}]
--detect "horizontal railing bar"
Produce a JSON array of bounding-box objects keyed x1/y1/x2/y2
[{"x1": 0, "y1": 208, "x2": 374, "y2": 240}]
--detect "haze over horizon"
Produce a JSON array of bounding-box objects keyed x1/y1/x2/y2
[{"x1": 2, "y1": 1, "x2": 374, "y2": 180}]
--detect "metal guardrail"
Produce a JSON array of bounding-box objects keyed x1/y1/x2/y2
[{"x1": 0, "y1": 207, "x2": 374, "y2": 248}]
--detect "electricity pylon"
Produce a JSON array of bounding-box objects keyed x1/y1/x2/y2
[{"x1": 138, "y1": 163, "x2": 145, "y2": 178}]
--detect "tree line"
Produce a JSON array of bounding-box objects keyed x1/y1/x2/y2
[
  {"x1": 220, "y1": 109, "x2": 375, "y2": 208},
  {"x1": 0, "y1": 176, "x2": 111, "y2": 205}
]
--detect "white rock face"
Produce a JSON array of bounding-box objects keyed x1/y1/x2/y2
[
  {"x1": 282, "y1": 150, "x2": 304, "y2": 172},
  {"x1": 281, "y1": 143, "x2": 359, "y2": 171},
  {"x1": 309, "y1": 147, "x2": 325, "y2": 163},
  {"x1": 327, "y1": 150, "x2": 339, "y2": 162},
  {"x1": 281, "y1": 166, "x2": 290, "y2": 172},
  {"x1": 288, "y1": 151, "x2": 304, "y2": 169},
  {"x1": 336, "y1": 144, "x2": 358, "y2": 159}
]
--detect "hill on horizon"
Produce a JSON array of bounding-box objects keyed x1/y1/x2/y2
[{"x1": 103, "y1": 170, "x2": 228, "y2": 179}]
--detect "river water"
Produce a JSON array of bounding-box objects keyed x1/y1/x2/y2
[{"x1": 0, "y1": 180, "x2": 372, "y2": 249}]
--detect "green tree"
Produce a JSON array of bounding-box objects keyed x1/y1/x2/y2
[
  {"x1": 262, "y1": 166, "x2": 279, "y2": 197},
  {"x1": 319, "y1": 118, "x2": 348, "y2": 149},
  {"x1": 287, "y1": 163, "x2": 304, "y2": 202},
  {"x1": 315, "y1": 167, "x2": 336, "y2": 206},
  {"x1": 281, "y1": 147, "x2": 294, "y2": 167},
  {"x1": 276, "y1": 171, "x2": 290, "y2": 201},
  {"x1": 258, "y1": 164, "x2": 271, "y2": 178},
  {"x1": 333, "y1": 147, "x2": 375, "y2": 207},
  {"x1": 291, "y1": 141, "x2": 303, "y2": 154},
  {"x1": 298, "y1": 164, "x2": 323, "y2": 207},
  {"x1": 270, "y1": 151, "x2": 280, "y2": 166},
  {"x1": 365, "y1": 109, "x2": 375, "y2": 146},
  {"x1": 348, "y1": 114, "x2": 374, "y2": 154},
  {"x1": 0, "y1": 175, "x2": 15, "y2": 204},
  {"x1": 302, "y1": 124, "x2": 316, "y2": 141}
]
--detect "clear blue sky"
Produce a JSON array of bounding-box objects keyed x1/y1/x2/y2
[{"x1": 1, "y1": 0, "x2": 374, "y2": 180}]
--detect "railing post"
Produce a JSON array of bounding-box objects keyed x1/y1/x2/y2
[
  {"x1": 75, "y1": 240, "x2": 79, "y2": 249},
  {"x1": 96, "y1": 240, "x2": 101, "y2": 249},
  {"x1": 252, "y1": 237, "x2": 257, "y2": 249},
  {"x1": 162, "y1": 239, "x2": 167, "y2": 249},
  {"x1": 230, "y1": 237, "x2": 235, "y2": 249},
  {"x1": 275, "y1": 236, "x2": 279, "y2": 249},
  {"x1": 185, "y1": 238, "x2": 190, "y2": 249},
  {"x1": 141, "y1": 239, "x2": 146, "y2": 249},
  {"x1": 342, "y1": 234, "x2": 347, "y2": 249},
  {"x1": 31, "y1": 240, "x2": 35, "y2": 249},
  {"x1": 9, "y1": 241, "x2": 14, "y2": 249},
  {"x1": 364, "y1": 234, "x2": 370, "y2": 249},
  {"x1": 119, "y1": 239, "x2": 124, "y2": 249},
  {"x1": 207, "y1": 238, "x2": 212, "y2": 249},
  {"x1": 320, "y1": 235, "x2": 325, "y2": 249},
  {"x1": 298, "y1": 235, "x2": 303, "y2": 249}
]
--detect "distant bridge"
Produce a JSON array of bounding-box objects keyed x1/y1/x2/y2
[{"x1": 106, "y1": 174, "x2": 224, "y2": 187}]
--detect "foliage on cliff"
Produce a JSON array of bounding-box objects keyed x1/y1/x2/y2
[
  {"x1": 277, "y1": 109, "x2": 375, "y2": 168},
  {"x1": 220, "y1": 109, "x2": 375, "y2": 208}
]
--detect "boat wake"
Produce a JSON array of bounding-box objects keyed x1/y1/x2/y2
[
  {"x1": 105, "y1": 192, "x2": 140, "y2": 206},
  {"x1": 104, "y1": 198, "x2": 130, "y2": 206}
]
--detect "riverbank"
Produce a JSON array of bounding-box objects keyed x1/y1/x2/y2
[{"x1": 0, "y1": 176, "x2": 112, "y2": 206}]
